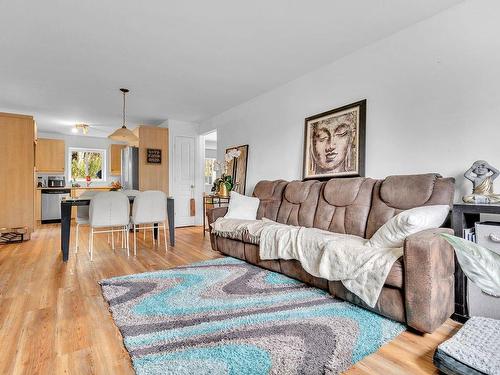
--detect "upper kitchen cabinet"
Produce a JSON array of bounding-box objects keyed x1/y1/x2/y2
[
  {"x1": 0, "y1": 112, "x2": 36, "y2": 237},
  {"x1": 36, "y1": 138, "x2": 65, "y2": 173},
  {"x1": 109, "y1": 144, "x2": 125, "y2": 175}
]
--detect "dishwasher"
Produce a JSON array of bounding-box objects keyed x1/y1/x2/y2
[{"x1": 41, "y1": 189, "x2": 71, "y2": 223}]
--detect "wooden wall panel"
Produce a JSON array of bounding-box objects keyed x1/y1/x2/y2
[
  {"x1": 0, "y1": 112, "x2": 35, "y2": 235},
  {"x1": 137, "y1": 126, "x2": 169, "y2": 194}
]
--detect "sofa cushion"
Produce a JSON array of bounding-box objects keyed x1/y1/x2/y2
[
  {"x1": 284, "y1": 180, "x2": 318, "y2": 204},
  {"x1": 366, "y1": 174, "x2": 454, "y2": 238},
  {"x1": 253, "y1": 180, "x2": 287, "y2": 221},
  {"x1": 322, "y1": 177, "x2": 366, "y2": 206},
  {"x1": 314, "y1": 178, "x2": 375, "y2": 237},
  {"x1": 277, "y1": 180, "x2": 322, "y2": 228},
  {"x1": 380, "y1": 173, "x2": 437, "y2": 210}
]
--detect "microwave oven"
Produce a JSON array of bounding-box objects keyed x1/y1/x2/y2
[{"x1": 47, "y1": 176, "x2": 65, "y2": 188}]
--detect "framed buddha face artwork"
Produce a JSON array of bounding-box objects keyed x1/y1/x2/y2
[{"x1": 303, "y1": 100, "x2": 366, "y2": 180}]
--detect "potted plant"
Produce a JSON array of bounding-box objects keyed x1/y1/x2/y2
[{"x1": 211, "y1": 148, "x2": 241, "y2": 197}]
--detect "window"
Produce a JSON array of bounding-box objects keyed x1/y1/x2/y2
[
  {"x1": 204, "y1": 158, "x2": 216, "y2": 185},
  {"x1": 69, "y1": 148, "x2": 106, "y2": 182}
]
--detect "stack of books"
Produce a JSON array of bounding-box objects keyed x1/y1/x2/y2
[{"x1": 463, "y1": 227, "x2": 476, "y2": 242}]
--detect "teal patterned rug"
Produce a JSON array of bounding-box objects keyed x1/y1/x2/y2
[{"x1": 100, "y1": 258, "x2": 405, "y2": 375}]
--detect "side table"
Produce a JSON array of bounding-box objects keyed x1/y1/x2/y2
[
  {"x1": 452, "y1": 203, "x2": 500, "y2": 322},
  {"x1": 203, "y1": 195, "x2": 230, "y2": 236}
]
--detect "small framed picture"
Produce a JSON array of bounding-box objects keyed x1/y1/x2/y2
[{"x1": 303, "y1": 100, "x2": 366, "y2": 179}]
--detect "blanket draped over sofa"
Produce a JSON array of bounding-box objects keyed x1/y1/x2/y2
[
  {"x1": 213, "y1": 217, "x2": 403, "y2": 307},
  {"x1": 207, "y1": 174, "x2": 456, "y2": 333}
]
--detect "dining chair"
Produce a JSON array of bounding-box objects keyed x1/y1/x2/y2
[
  {"x1": 74, "y1": 190, "x2": 98, "y2": 253},
  {"x1": 122, "y1": 189, "x2": 155, "y2": 242},
  {"x1": 88, "y1": 191, "x2": 130, "y2": 261},
  {"x1": 130, "y1": 190, "x2": 168, "y2": 255},
  {"x1": 119, "y1": 189, "x2": 141, "y2": 246}
]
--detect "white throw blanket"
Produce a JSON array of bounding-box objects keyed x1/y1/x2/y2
[
  {"x1": 213, "y1": 218, "x2": 403, "y2": 307},
  {"x1": 249, "y1": 219, "x2": 403, "y2": 307},
  {"x1": 211, "y1": 218, "x2": 261, "y2": 243}
]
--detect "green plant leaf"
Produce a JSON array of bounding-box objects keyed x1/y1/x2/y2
[{"x1": 440, "y1": 233, "x2": 500, "y2": 296}]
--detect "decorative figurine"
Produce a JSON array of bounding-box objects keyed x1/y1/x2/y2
[{"x1": 463, "y1": 160, "x2": 500, "y2": 204}]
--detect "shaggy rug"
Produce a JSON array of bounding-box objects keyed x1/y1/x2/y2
[{"x1": 100, "y1": 257, "x2": 405, "y2": 375}]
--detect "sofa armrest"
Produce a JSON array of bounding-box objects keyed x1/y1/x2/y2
[
  {"x1": 206, "y1": 207, "x2": 228, "y2": 226},
  {"x1": 206, "y1": 207, "x2": 228, "y2": 250},
  {"x1": 404, "y1": 228, "x2": 455, "y2": 333}
]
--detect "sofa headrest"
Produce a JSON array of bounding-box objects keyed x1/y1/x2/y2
[
  {"x1": 253, "y1": 180, "x2": 286, "y2": 200},
  {"x1": 284, "y1": 180, "x2": 318, "y2": 204},
  {"x1": 322, "y1": 177, "x2": 366, "y2": 207},
  {"x1": 380, "y1": 173, "x2": 440, "y2": 210}
]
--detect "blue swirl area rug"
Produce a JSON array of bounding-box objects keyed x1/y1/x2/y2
[{"x1": 100, "y1": 257, "x2": 405, "y2": 375}]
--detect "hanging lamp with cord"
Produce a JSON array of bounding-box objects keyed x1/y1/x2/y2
[{"x1": 108, "y1": 88, "x2": 139, "y2": 145}]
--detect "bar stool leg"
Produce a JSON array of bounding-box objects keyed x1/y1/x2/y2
[
  {"x1": 126, "y1": 226, "x2": 130, "y2": 256},
  {"x1": 75, "y1": 223, "x2": 79, "y2": 253},
  {"x1": 163, "y1": 222, "x2": 168, "y2": 252},
  {"x1": 134, "y1": 224, "x2": 137, "y2": 256}
]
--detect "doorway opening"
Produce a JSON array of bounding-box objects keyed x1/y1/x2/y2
[{"x1": 203, "y1": 131, "x2": 217, "y2": 194}]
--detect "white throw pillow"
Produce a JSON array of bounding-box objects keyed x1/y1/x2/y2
[
  {"x1": 367, "y1": 205, "x2": 449, "y2": 248},
  {"x1": 224, "y1": 191, "x2": 260, "y2": 220}
]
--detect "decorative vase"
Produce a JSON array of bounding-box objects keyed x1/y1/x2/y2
[{"x1": 218, "y1": 182, "x2": 230, "y2": 198}]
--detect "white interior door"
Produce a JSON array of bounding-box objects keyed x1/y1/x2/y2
[{"x1": 173, "y1": 135, "x2": 196, "y2": 227}]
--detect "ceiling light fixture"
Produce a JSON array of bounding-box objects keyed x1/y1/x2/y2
[
  {"x1": 72, "y1": 123, "x2": 89, "y2": 134},
  {"x1": 108, "y1": 88, "x2": 139, "y2": 145}
]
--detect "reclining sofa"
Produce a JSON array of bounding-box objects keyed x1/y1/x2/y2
[{"x1": 206, "y1": 173, "x2": 455, "y2": 333}]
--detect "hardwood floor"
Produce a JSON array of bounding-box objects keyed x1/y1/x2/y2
[{"x1": 0, "y1": 224, "x2": 461, "y2": 374}]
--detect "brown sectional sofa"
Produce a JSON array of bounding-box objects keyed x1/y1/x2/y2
[{"x1": 206, "y1": 173, "x2": 455, "y2": 333}]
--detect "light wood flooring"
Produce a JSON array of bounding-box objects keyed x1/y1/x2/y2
[{"x1": 0, "y1": 223, "x2": 461, "y2": 374}]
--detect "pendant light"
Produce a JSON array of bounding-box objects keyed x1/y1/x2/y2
[{"x1": 108, "y1": 88, "x2": 139, "y2": 145}]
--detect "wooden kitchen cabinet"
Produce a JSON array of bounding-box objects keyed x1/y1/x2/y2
[
  {"x1": 0, "y1": 112, "x2": 36, "y2": 237},
  {"x1": 110, "y1": 144, "x2": 125, "y2": 175},
  {"x1": 36, "y1": 138, "x2": 65, "y2": 173}
]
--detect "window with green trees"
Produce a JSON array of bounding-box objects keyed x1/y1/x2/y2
[{"x1": 69, "y1": 148, "x2": 106, "y2": 182}]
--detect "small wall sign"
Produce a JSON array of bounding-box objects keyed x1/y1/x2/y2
[{"x1": 146, "y1": 148, "x2": 162, "y2": 164}]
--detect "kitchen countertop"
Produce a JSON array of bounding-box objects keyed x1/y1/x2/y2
[{"x1": 37, "y1": 186, "x2": 114, "y2": 190}]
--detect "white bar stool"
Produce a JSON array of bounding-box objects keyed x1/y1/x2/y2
[
  {"x1": 119, "y1": 189, "x2": 141, "y2": 246},
  {"x1": 75, "y1": 190, "x2": 98, "y2": 253},
  {"x1": 130, "y1": 190, "x2": 168, "y2": 255},
  {"x1": 88, "y1": 192, "x2": 130, "y2": 261}
]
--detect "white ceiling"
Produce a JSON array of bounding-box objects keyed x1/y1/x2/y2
[{"x1": 0, "y1": 0, "x2": 462, "y2": 137}]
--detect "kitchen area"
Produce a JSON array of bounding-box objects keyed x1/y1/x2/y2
[
  {"x1": 0, "y1": 111, "x2": 169, "y2": 243},
  {"x1": 35, "y1": 138, "x2": 125, "y2": 225},
  {"x1": 36, "y1": 127, "x2": 169, "y2": 225}
]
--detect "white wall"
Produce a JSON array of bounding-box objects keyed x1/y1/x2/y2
[
  {"x1": 200, "y1": 0, "x2": 500, "y2": 201},
  {"x1": 37, "y1": 131, "x2": 123, "y2": 186}
]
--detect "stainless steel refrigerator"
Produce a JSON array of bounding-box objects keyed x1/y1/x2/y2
[{"x1": 121, "y1": 146, "x2": 139, "y2": 190}]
